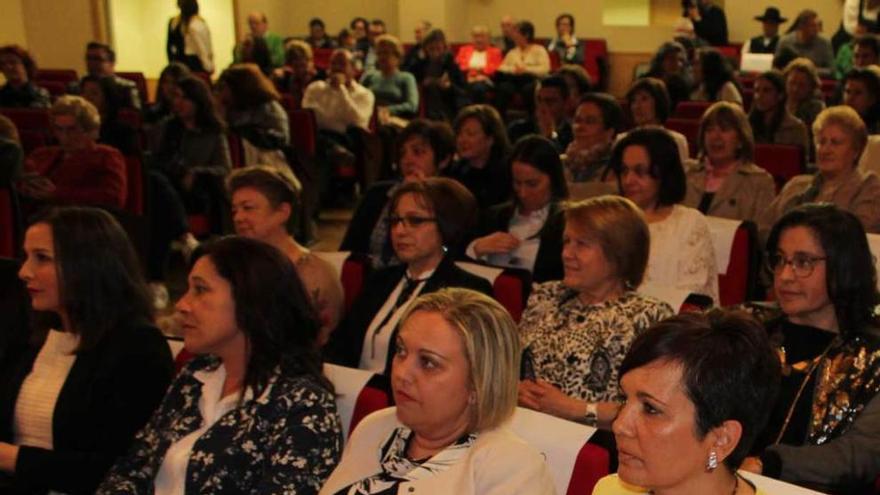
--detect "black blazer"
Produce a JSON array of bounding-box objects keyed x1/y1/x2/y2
[
  {"x1": 339, "y1": 180, "x2": 397, "y2": 258},
  {"x1": 325, "y1": 256, "x2": 493, "y2": 372},
  {"x1": 470, "y1": 201, "x2": 565, "y2": 283},
  {"x1": 0, "y1": 321, "x2": 174, "y2": 494}
]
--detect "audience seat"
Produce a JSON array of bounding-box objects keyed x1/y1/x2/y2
[
  {"x1": 35, "y1": 68, "x2": 78, "y2": 86},
  {"x1": 707, "y1": 217, "x2": 759, "y2": 307},
  {"x1": 549, "y1": 51, "x2": 562, "y2": 71},
  {"x1": 288, "y1": 108, "x2": 318, "y2": 157},
  {"x1": 116, "y1": 71, "x2": 149, "y2": 105},
  {"x1": 716, "y1": 45, "x2": 741, "y2": 68},
  {"x1": 673, "y1": 101, "x2": 712, "y2": 119},
  {"x1": 324, "y1": 363, "x2": 392, "y2": 439},
  {"x1": 0, "y1": 186, "x2": 20, "y2": 258},
  {"x1": 664, "y1": 118, "x2": 700, "y2": 158},
  {"x1": 16, "y1": 130, "x2": 52, "y2": 154},
  {"x1": 123, "y1": 155, "x2": 145, "y2": 216},
  {"x1": 509, "y1": 407, "x2": 608, "y2": 495},
  {"x1": 820, "y1": 78, "x2": 837, "y2": 101},
  {"x1": 0, "y1": 108, "x2": 53, "y2": 153},
  {"x1": 38, "y1": 81, "x2": 67, "y2": 98},
  {"x1": 313, "y1": 48, "x2": 333, "y2": 71},
  {"x1": 312, "y1": 251, "x2": 372, "y2": 314},
  {"x1": 582, "y1": 39, "x2": 609, "y2": 90},
  {"x1": 455, "y1": 261, "x2": 532, "y2": 322},
  {"x1": 117, "y1": 108, "x2": 145, "y2": 152},
  {"x1": 754, "y1": 143, "x2": 804, "y2": 192}
]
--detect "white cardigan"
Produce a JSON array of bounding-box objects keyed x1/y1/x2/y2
[{"x1": 319, "y1": 407, "x2": 557, "y2": 495}]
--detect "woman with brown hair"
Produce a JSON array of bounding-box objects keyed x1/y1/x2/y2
[{"x1": 0, "y1": 45, "x2": 50, "y2": 109}]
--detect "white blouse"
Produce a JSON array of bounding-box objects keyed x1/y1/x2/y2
[
  {"x1": 643, "y1": 204, "x2": 719, "y2": 303},
  {"x1": 154, "y1": 364, "x2": 243, "y2": 495},
  {"x1": 13, "y1": 329, "x2": 80, "y2": 450}
]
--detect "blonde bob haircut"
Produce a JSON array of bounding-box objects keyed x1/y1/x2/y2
[
  {"x1": 375, "y1": 34, "x2": 404, "y2": 59},
  {"x1": 698, "y1": 101, "x2": 754, "y2": 161},
  {"x1": 564, "y1": 195, "x2": 649, "y2": 289},
  {"x1": 50, "y1": 95, "x2": 101, "y2": 134},
  {"x1": 812, "y1": 105, "x2": 868, "y2": 161},
  {"x1": 398, "y1": 288, "x2": 520, "y2": 433},
  {"x1": 284, "y1": 39, "x2": 313, "y2": 63}
]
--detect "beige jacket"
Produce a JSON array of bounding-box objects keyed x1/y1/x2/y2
[
  {"x1": 683, "y1": 160, "x2": 777, "y2": 223},
  {"x1": 758, "y1": 169, "x2": 880, "y2": 240}
]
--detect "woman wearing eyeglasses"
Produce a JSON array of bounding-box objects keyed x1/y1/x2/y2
[
  {"x1": 325, "y1": 177, "x2": 492, "y2": 374},
  {"x1": 740, "y1": 203, "x2": 880, "y2": 494}
]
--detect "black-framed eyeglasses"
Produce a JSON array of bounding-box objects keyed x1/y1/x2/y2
[
  {"x1": 767, "y1": 253, "x2": 827, "y2": 278},
  {"x1": 387, "y1": 215, "x2": 437, "y2": 228}
]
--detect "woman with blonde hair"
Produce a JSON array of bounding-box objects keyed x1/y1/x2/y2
[
  {"x1": 518, "y1": 195, "x2": 674, "y2": 427},
  {"x1": 321, "y1": 288, "x2": 555, "y2": 494},
  {"x1": 783, "y1": 57, "x2": 825, "y2": 131}
]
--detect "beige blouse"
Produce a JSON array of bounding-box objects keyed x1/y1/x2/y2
[{"x1": 683, "y1": 160, "x2": 777, "y2": 223}]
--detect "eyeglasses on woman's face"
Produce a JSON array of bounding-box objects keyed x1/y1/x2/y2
[{"x1": 767, "y1": 252, "x2": 827, "y2": 278}]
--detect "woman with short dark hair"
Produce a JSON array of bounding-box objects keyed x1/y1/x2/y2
[
  {"x1": 643, "y1": 41, "x2": 693, "y2": 111},
  {"x1": 0, "y1": 207, "x2": 173, "y2": 494},
  {"x1": 99, "y1": 236, "x2": 342, "y2": 493},
  {"x1": 547, "y1": 13, "x2": 585, "y2": 65},
  {"x1": 618, "y1": 77, "x2": 690, "y2": 161},
  {"x1": 0, "y1": 44, "x2": 50, "y2": 109},
  {"x1": 611, "y1": 127, "x2": 719, "y2": 302},
  {"x1": 341, "y1": 119, "x2": 456, "y2": 268},
  {"x1": 466, "y1": 136, "x2": 568, "y2": 282},
  {"x1": 741, "y1": 204, "x2": 880, "y2": 494},
  {"x1": 518, "y1": 195, "x2": 674, "y2": 427},
  {"x1": 407, "y1": 29, "x2": 466, "y2": 121},
  {"x1": 594, "y1": 310, "x2": 780, "y2": 495},
  {"x1": 444, "y1": 104, "x2": 512, "y2": 208},
  {"x1": 327, "y1": 177, "x2": 492, "y2": 373}
]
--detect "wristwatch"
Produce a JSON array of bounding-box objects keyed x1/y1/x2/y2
[{"x1": 584, "y1": 402, "x2": 598, "y2": 427}]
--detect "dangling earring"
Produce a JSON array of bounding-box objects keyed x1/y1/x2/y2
[{"x1": 706, "y1": 450, "x2": 718, "y2": 471}]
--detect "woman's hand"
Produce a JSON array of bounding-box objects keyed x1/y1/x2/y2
[
  {"x1": 473, "y1": 232, "x2": 520, "y2": 256},
  {"x1": 518, "y1": 379, "x2": 582, "y2": 420},
  {"x1": 740, "y1": 456, "x2": 763, "y2": 474},
  {"x1": 0, "y1": 442, "x2": 19, "y2": 473}
]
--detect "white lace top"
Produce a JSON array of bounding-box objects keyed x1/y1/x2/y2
[{"x1": 643, "y1": 204, "x2": 719, "y2": 303}]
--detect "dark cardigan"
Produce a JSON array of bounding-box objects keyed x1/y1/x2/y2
[{"x1": 0, "y1": 321, "x2": 173, "y2": 494}]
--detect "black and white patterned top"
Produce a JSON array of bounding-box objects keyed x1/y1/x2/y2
[
  {"x1": 96, "y1": 356, "x2": 342, "y2": 494},
  {"x1": 332, "y1": 427, "x2": 477, "y2": 495},
  {"x1": 519, "y1": 282, "x2": 675, "y2": 402}
]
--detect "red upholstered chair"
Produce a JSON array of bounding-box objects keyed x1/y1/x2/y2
[
  {"x1": 123, "y1": 155, "x2": 145, "y2": 216},
  {"x1": 582, "y1": 39, "x2": 609, "y2": 90},
  {"x1": 35, "y1": 68, "x2": 78, "y2": 86},
  {"x1": 0, "y1": 187, "x2": 19, "y2": 258},
  {"x1": 754, "y1": 143, "x2": 805, "y2": 192},
  {"x1": 324, "y1": 364, "x2": 392, "y2": 438},
  {"x1": 312, "y1": 251, "x2": 372, "y2": 315},
  {"x1": 288, "y1": 108, "x2": 318, "y2": 157},
  {"x1": 664, "y1": 118, "x2": 701, "y2": 158},
  {"x1": 116, "y1": 71, "x2": 148, "y2": 106},
  {"x1": 567, "y1": 444, "x2": 611, "y2": 495},
  {"x1": 673, "y1": 101, "x2": 712, "y2": 119},
  {"x1": 38, "y1": 81, "x2": 67, "y2": 98},
  {"x1": 313, "y1": 48, "x2": 333, "y2": 71},
  {"x1": 549, "y1": 51, "x2": 562, "y2": 71},
  {"x1": 0, "y1": 107, "x2": 51, "y2": 131},
  {"x1": 16, "y1": 130, "x2": 51, "y2": 154},
  {"x1": 708, "y1": 218, "x2": 759, "y2": 307},
  {"x1": 455, "y1": 261, "x2": 532, "y2": 322},
  {"x1": 348, "y1": 383, "x2": 391, "y2": 434}
]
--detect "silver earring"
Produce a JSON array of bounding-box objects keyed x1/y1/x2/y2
[{"x1": 706, "y1": 450, "x2": 718, "y2": 471}]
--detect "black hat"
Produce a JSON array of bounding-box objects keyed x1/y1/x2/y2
[{"x1": 755, "y1": 7, "x2": 787, "y2": 24}]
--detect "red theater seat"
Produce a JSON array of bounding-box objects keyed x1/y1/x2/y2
[
  {"x1": 754, "y1": 143, "x2": 805, "y2": 192},
  {"x1": 288, "y1": 108, "x2": 318, "y2": 157},
  {"x1": 673, "y1": 101, "x2": 712, "y2": 119},
  {"x1": 35, "y1": 68, "x2": 78, "y2": 86},
  {"x1": 664, "y1": 118, "x2": 701, "y2": 158},
  {"x1": 116, "y1": 71, "x2": 148, "y2": 106}
]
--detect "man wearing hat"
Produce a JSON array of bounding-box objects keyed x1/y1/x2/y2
[{"x1": 745, "y1": 8, "x2": 787, "y2": 54}]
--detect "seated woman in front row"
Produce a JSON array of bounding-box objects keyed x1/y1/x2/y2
[
  {"x1": 0, "y1": 207, "x2": 172, "y2": 494},
  {"x1": 320, "y1": 288, "x2": 556, "y2": 494},
  {"x1": 518, "y1": 196, "x2": 674, "y2": 427},
  {"x1": 740, "y1": 204, "x2": 880, "y2": 494},
  {"x1": 612, "y1": 127, "x2": 719, "y2": 302},
  {"x1": 98, "y1": 236, "x2": 342, "y2": 493},
  {"x1": 326, "y1": 177, "x2": 492, "y2": 374},
  {"x1": 595, "y1": 310, "x2": 780, "y2": 495},
  {"x1": 466, "y1": 135, "x2": 567, "y2": 283}
]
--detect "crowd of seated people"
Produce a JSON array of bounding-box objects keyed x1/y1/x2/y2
[{"x1": 4, "y1": 3, "x2": 880, "y2": 494}]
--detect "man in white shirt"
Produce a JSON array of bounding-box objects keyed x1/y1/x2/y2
[{"x1": 302, "y1": 49, "x2": 374, "y2": 135}]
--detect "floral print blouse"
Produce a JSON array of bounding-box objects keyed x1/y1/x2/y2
[
  {"x1": 519, "y1": 282, "x2": 674, "y2": 402},
  {"x1": 97, "y1": 356, "x2": 342, "y2": 494}
]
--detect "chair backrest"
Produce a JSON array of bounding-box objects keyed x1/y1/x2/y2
[
  {"x1": 664, "y1": 118, "x2": 701, "y2": 158},
  {"x1": 38, "y1": 81, "x2": 67, "y2": 98},
  {"x1": 549, "y1": 50, "x2": 562, "y2": 71},
  {"x1": 0, "y1": 108, "x2": 54, "y2": 154},
  {"x1": 323, "y1": 363, "x2": 392, "y2": 439},
  {"x1": 0, "y1": 187, "x2": 20, "y2": 258},
  {"x1": 288, "y1": 108, "x2": 318, "y2": 157},
  {"x1": 455, "y1": 261, "x2": 532, "y2": 322},
  {"x1": 707, "y1": 217, "x2": 759, "y2": 307},
  {"x1": 508, "y1": 407, "x2": 607, "y2": 495},
  {"x1": 35, "y1": 69, "x2": 78, "y2": 86},
  {"x1": 582, "y1": 38, "x2": 609, "y2": 89},
  {"x1": 313, "y1": 251, "x2": 372, "y2": 314},
  {"x1": 753, "y1": 143, "x2": 805, "y2": 192},
  {"x1": 673, "y1": 101, "x2": 712, "y2": 119},
  {"x1": 739, "y1": 471, "x2": 827, "y2": 494},
  {"x1": 123, "y1": 155, "x2": 144, "y2": 216},
  {"x1": 313, "y1": 48, "x2": 334, "y2": 71},
  {"x1": 115, "y1": 71, "x2": 149, "y2": 105}
]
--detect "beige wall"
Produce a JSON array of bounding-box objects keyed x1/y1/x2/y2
[
  {"x1": 20, "y1": 0, "x2": 96, "y2": 73},
  {"x1": 0, "y1": 0, "x2": 29, "y2": 47},
  {"x1": 233, "y1": 0, "x2": 398, "y2": 42}
]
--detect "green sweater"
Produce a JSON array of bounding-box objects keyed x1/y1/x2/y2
[{"x1": 233, "y1": 32, "x2": 285, "y2": 68}]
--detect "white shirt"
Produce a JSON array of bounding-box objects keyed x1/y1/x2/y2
[
  {"x1": 154, "y1": 365, "x2": 244, "y2": 495},
  {"x1": 13, "y1": 329, "x2": 80, "y2": 450},
  {"x1": 643, "y1": 205, "x2": 719, "y2": 303},
  {"x1": 184, "y1": 17, "x2": 214, "y2": 73},
  {"x1": 466, "y1": 205, "x2": 548, "y2": 273},
  {"x1": 359, "y1": 268, "x2": 435, "y2": 372},
  {"x1": 302, "y1": 80, "x2": 375, "y2": 134}
]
